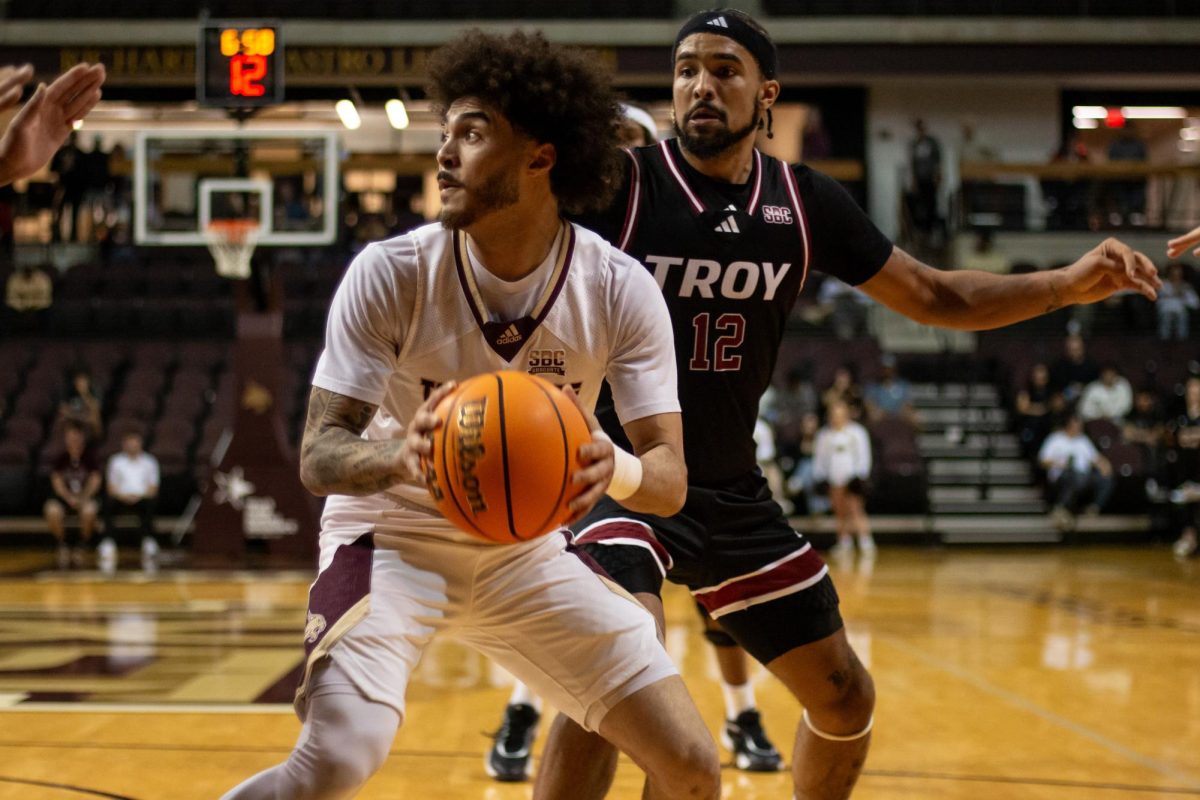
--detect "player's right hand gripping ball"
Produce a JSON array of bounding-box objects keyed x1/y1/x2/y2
[{"x1": 424, "y1": 371, "x2": 592, "y2": 544}]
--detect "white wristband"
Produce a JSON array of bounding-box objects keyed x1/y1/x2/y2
[{"x1": 591, "y1": 431, "x2": 643, "y2": 501}]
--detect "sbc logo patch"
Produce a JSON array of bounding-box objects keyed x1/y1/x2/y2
[{"x1": 762, "y1": 205, "x2": 793, "y2": 225}]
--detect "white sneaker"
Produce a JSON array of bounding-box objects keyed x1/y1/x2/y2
[
  {"x1": 97, "y1": 537, "x2": 117, "y2": 573},
  {"x1": 141, "y1": 536, "x2": 159, "y2": 560},
  {"x1": 831, "y1": 538, "x2": 854, "y2": 560},
  {"x1": 1173, "y1": 532, "x2": 1197, "y2": 559},
  {"x1": 857, "y1": 534, "x2": 877, "y2": 555},
  {"x1": 55, "y1": 544, "x2": 70, "y2": 570}
]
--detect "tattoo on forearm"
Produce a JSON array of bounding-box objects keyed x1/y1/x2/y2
[{"x1": 300, "y1": 387, "x2": 407, "y2": 495}]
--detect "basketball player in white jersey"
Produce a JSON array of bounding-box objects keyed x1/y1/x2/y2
[
  {"x1": 0, "y1": 62, "x2": 105, "y2": 187},
  {"x1": 220, "y1": 30, "x2": 720, "y2": 800}
]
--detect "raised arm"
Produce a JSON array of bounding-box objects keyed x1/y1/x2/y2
[
  {"x1": 0, "y1": 63, "x2": 105, "y2": 187},
  {"x1": 859, "y1": 239, "x2": 1161, "y2": 331},
  {"x1": 1167, "y1": 225, "x2": 1200, "y2": 259},
  {"x1": 299, "y1": 383, "x2": 455, "y2": 497}
]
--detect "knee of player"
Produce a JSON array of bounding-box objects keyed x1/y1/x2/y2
[
  {"x1": 816, "y1": 659, "x2": 876, "y2": 726},
  {"x1": 310, "y1": 737, "x2": 390, "y2": 790},
  {"x1": 653, "y1": 735, "x2": 721, "y2": 798}
]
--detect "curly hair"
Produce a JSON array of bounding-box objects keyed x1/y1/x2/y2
[{"x1": 426, "y1": 30, "x2": 623, "y2": 215}]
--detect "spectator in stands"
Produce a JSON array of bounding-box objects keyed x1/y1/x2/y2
[
  {"x1": 5, "y1": 263, "x2": 52, "y2": 313},
  {"x1": 51, "y1": 132, "x2": 87, "y2": 242},
  {"x1": 57, "y1": 369, "x2": 102, "y2": 438},
  {"x1": 800, "y1": 106, "x2": 832, "y2": 161},
  {"x1": 1079, "y1": 364, "x2": 1133, "y2": 423},
  {"x1": 1124, "y1": 387, "x2": 1166, "y2": 483},
  {"x1": 617, "y1": 103, "x2": 657, "y2": 149},
  {"x1": 754, "y1": 410, "x2": 791, "y2": 515},
  {"x1": 864, "y1": 353, "x2": 916, "y2": 427},
  {"x1": 0, "y1": 62, "x2": 105, "y2": 188},
  {"x1": 1038, "y1": 414, "x2": 1113, "y2": 530},
  {"x1": 958, "y1": 119, "x2": 998, "y2": 163},
  {"x1": 1156, "y1": 263, "x2": 1198, "y2": 341},
  {"x1": 102, "y1": 430, "x2": 160, "y2": 570},
  {"x1": 907, "y1": 118, "x2": 943, "y2": 242},
  {"x1": 822, "y1": 364, "x2": 864, "y2": 420},
  {"x1": 961, "y1": 229, "x2": 1011, "y2": 274},
  {"x1": 1167, "y1": 377, "x2": 1200, "y2": 486},
  {"x1": 82, "y1": 134, "x2": 110, "y2": 234},
  {"x1": 786, "y1": 412, "x2": 829, "y2": 516},
  {"x1": 1167, "y1": 378, "x2": 1200, "y2": 558},
  {"x1": 817, "y1": 277, "x2": 872, "y2": 339},
  {"x1": 43, "y1": 421, "x2": 101, "y2": 568},
  {"x1": 814, "y1": 401, "x2": 875, "y2": 558},
  {"x1": 1050, "y1": 334, "x2": 1099, "y2": 404},
  {"x1": 763, "y1": 364, "x2": 818, "y2": 460},
  {"x1": 1016, "y1": 363, "x2": 1058, "y2": 455}
]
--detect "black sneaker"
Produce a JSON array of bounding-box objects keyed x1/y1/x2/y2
[
  {"x1": 722, "y1": 709, "x2": 783, "y2": 772},
  {"x1": 485, "y1": 703, "x2": 540, "y2": 782}
]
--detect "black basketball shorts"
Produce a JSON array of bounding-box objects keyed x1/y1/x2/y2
[{"x1": 572, "y1": 470, "x2": 843, "y2": 665}]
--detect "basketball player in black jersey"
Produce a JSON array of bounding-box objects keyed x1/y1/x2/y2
[{"x1": 529, "y1": 10, "x2": 1162, "y2": 800}]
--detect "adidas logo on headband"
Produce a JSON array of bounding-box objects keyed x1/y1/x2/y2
[{"x1": 707, "y1": 16, "x2": 729, "y2": 27}]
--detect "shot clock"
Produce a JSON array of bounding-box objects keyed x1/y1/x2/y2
[{"x1": 198, "y1": 21, "x2": 284, "y2": 108}]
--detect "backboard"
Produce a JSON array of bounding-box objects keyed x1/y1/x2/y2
[{"x1": 134, "y1": 129, "x2": 338, "y2": 246}]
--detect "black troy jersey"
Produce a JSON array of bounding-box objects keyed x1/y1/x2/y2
[{"x1": 579, "y1": 139, "x2": 892, "y2": 486}]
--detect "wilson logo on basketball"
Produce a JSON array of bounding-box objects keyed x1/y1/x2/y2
[
  {"x1": 456, "y1": 399, "x2": 488, "y2": 513},
  {"x1": 425, "y1": 372, "x2": 590, "y2": 544}
]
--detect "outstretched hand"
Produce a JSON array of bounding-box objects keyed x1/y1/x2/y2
[
  {"x1": 1063, "y1": 237, "x2": 1161, "y2": 306},
  {"x1": 1167, "y1": 225, "x2": 1200, "y2": 259},
  {"x1": 0, "y1": 64, "x2": 34, "y2": 113},
  {"x1": 0, "y1": 63, "x2": 105, "y2": 186}
]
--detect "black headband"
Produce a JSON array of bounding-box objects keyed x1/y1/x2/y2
[{"x1": 672, "y1": 10, "x2": 777, "y2": 80}]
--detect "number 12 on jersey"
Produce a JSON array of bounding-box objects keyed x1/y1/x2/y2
[{"x1": 689, "y1": 312, "x2": 745, "y2": 371}]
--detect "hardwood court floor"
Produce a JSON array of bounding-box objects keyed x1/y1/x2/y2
[{"x1": 0, "y1": 545, "x2": 1197, "y2": 799}]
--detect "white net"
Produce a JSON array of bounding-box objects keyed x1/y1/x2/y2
[{"x1": 206, "y1": 221, "x2": 260, "y2": 280}]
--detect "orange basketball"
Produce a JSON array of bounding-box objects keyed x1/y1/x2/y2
[{"x1": 424, "y1": 371, "x2": 592, "y2": 544}]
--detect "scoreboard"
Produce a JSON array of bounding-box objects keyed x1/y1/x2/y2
[{"x1": 198, "y1": 21, "x2": 284, "y2": 108}]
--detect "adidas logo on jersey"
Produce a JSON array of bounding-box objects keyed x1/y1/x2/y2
[
  {"x1": 706, "y1": 15, "x2": 729, "y2": 27},
  {"x1": 495, "y1": 324, "x2": 523, "y2": 345},
  {"x1": 714, "y1": 204, "x2": 740, "y2": 234}
]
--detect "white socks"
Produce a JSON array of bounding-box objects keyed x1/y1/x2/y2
[
  {"x1": 508, "y1": 680, "x2": 543, "y2": 712},
  {"x1": 721, "y1": 680, "x2": 757, "y2": 721}
]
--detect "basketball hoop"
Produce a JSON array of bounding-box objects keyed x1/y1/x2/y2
[{"x1": 206, "y1": 220, "x2": 260, "y2": 280}]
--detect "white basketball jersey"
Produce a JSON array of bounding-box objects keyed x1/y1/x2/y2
[{"x1": 312, "y1": 222, "x2": 678, "y2": 549}]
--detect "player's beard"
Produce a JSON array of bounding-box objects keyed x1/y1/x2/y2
[
  {"x1": 438, "y1": 165, "x2": 520, "y2": 230},
  {"x1": 674, "y1": 106, "x2": 761, "y2": 160}
]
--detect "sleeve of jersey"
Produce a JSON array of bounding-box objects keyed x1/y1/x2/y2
[
  {"x1": 605, "y1": 251, "x2": 682, "y2": 426},
  {"x1": 798, "y1": 167, "x2": 894, "y2": 287},
  {"x1": 311, "y1": 243, "x2": 405, "y2": 407}
]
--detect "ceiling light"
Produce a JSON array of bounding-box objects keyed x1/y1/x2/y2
[
  {"x1": 386, "y1": 98, "x2": 409, "y2": 130},
  {"x1": 335, "y1": 99, "x2": 361, "y2": 130},
  {"x1": 1120, "y1": 106, "x2": 1187, "y2": 119}
]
